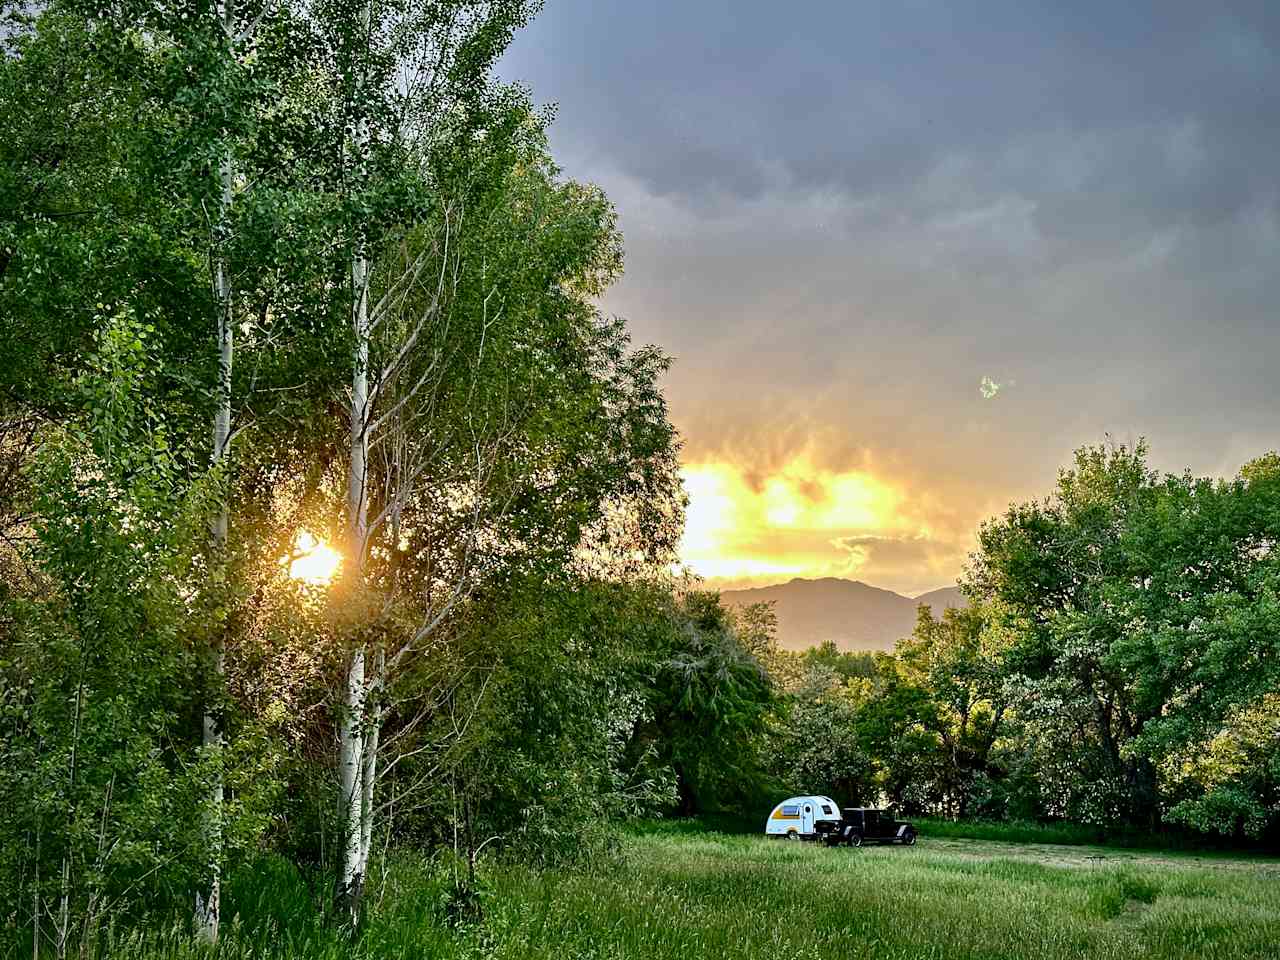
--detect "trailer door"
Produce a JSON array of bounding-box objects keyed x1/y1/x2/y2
[{"x1": 801, "y1": 803, "x2": 815, "y2": 835}]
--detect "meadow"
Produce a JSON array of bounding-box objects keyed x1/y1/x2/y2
[{"x1": 89, "y1": 823, "x2": 1280, "y2": 960}]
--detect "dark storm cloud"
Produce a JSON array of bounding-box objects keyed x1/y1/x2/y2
[
  {"x1": 497, "y1": 1, "x2": 1280, "y2": 591},
  {"x1": 508, "y1": 1, "x2": 1279, "y2": 211}
]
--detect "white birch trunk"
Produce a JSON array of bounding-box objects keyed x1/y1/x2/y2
[
  {"x1": 357, "y1": 645, "x2": 384, "y2": 876},
  {"x1": 336, "y1": 232, "x2": 372, "y2": 923},
  {"x1": 196, "y1": 142, "x2": 234, "y2": 944},
  {"x1": 336, "y1": 644, "x2": 365, "y2": 917},
  {"x1": 335, "y1": 0, "x2": 378, "y2": 916}
]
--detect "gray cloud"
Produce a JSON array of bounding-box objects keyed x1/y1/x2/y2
[{"x1": 498, "y1": 1, "x2": 1280, "y2": 590}]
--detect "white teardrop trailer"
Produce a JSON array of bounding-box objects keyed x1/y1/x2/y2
[
  {"x1": 765, "y1": 796, "x2": 917, "y2": 846},
  {"x1": 764, "y1": 795, "x2": 843, "y2": 841}
]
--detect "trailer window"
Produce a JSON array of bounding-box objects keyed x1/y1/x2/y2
[{"x1": 821, "y1": 804, "x2": 833, "y2": 815}]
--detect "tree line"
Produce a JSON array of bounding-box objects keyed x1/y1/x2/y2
[{"x1": 766, "y1": 443, "x2": 1280, "y2": 843}]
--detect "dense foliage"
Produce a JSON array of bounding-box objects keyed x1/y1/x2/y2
[
  {"x1": 764, "y1": 442, "x2": 1280, "y2": 845},
  {"x1": 0, "y1": 2, "x2": 718, "y2": 951}
]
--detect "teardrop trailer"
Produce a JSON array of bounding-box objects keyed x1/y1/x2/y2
[
  {"x1": 764, "y1": 795, "x2": 844, "y2": 841},
  {"x1": 764, "y1": 797, "x2": 917, "y2": 847}
]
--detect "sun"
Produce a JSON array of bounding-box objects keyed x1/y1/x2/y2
[{"x1": 288, "y1": 531, "x2": 342, "y2": 585}]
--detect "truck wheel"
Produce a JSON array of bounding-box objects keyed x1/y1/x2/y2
[
  {"x1": 902, "y1": 829, "x2": 916, "y2": 846},
  {"x1": 849, "y1": 833, "x2": 863, "y2": 848}
]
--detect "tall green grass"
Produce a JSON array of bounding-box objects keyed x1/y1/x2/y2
[
  {"x1": 665, "y1": 812, "x2": 1265, "y2": 853},
  {"x1": 16, "y1": 825, "x2": 1280, "y2": 959},
  {"x1": 914, "y1": 817, "x2": 1144, "y2": 847},
  {"x1": 912, "y1": 816, "x2": 1274, "y2": 853}
]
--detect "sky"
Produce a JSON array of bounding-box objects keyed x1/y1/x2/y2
[{"x1": 497, "y1": 1, "x2": 1280, "y2": 597}]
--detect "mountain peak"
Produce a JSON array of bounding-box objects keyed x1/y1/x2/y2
[
  {"x1": 787, "y1": 576, "x2": 868, "y2": 586},
  {"x1": 722, "y1": 577, "x2": 965, "y2": 652}
]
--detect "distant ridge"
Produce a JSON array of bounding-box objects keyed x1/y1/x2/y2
[
  {"x1": 914, "y1": 584, "x2": 965, "y2": 613},
  {"x1": 721, "y1": 577, "x2": 966, "y2": 652}
]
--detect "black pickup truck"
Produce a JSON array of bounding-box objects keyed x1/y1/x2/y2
[{"x1": 824, "y1": 807, "x2": 917, "y2": 847}]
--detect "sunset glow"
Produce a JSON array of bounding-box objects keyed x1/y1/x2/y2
[
  {"x1": 288, "y1": 531, "x2": 341, "y2": 585},
  {"x1": 678, "y1": 455, "x2": 944, "y2": 590}
]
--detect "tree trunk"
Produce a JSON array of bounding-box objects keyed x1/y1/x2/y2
[
  {"x1": 336, "y1": 232, "x2": 371, "y2": 927},
  {"x1": 335, "y1": 644, "x2": 365, "y2": 924},
  {"x1": 196, "y1": 137, "x2": 234, "y2": 945},
  {"x1": 1127, "y1": 755, "x2": 1160, "y2": 829},
  {"x1": 357, "y1": 647, "x2": 383, "y2": 878},
  {"x1": 55, "y1": 854, "x2": 69, "y2": 960}
]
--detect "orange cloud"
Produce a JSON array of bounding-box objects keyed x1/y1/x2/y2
[{"x1": 678, "y1": 452, "x2": 971, "y2": 595}]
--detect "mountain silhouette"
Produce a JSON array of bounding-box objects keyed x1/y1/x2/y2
[{"x1": 721, "y1": 578, "x2": 966, "y2": 651}]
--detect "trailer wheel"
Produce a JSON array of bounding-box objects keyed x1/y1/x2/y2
[{"x1": 786, "y1": 830, "x2": 800, "y2": 841}]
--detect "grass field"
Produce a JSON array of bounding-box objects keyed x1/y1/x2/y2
[
  {"x1": 906, "y1": 816, "x2": 1268, "y2": 853},
  {"x1": 95, "y1": 823, "x2": 1280, "y2": 960}
]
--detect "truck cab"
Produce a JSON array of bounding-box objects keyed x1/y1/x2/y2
[{"x1": 833, "y1": 807, "x2": 917, "y2": 846}]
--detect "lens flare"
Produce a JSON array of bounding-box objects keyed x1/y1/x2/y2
[{"x1": 288, "y1": 531, "x2": 341, "y2": 585}]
